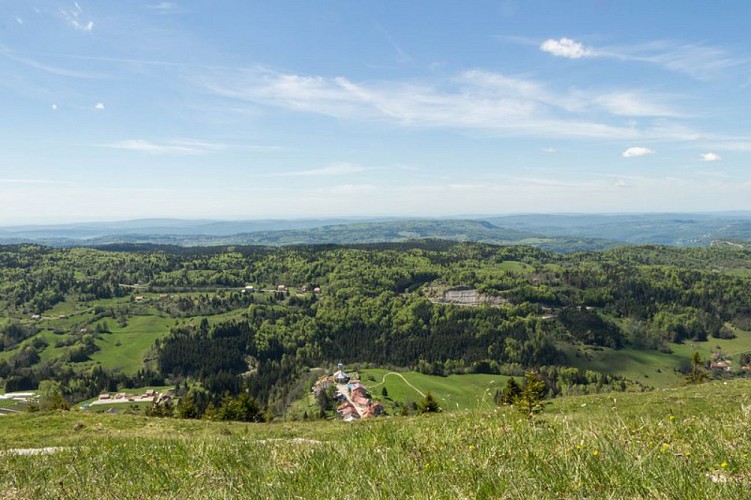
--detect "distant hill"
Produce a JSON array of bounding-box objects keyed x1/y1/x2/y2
[
  {"x1": 0, "y1": 219, "x2": 620, "y2": 252},
  {"x1": 484, "y1": 212, "x2": 751, "y2": 246},
  {"x1": 4, "y1": 213, "x2": 751, "y2": 251},
  {"x1": 0, "y1": 217, "x2": 384, "y2": 239}
]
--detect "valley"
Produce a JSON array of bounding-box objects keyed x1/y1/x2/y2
[{"x1": 2, "y1": 241, "x2": 751, "y2": 419}]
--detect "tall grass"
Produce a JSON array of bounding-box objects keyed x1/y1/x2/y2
[{"x1": 2, "y1": 380, "x2": 749, "y2": 498}]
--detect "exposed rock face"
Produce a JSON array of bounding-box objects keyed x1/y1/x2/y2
[{"x1": 433, "y1": 288, "x2": 506, "y2": 306}]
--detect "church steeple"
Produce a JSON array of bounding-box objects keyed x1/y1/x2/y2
[{"x1": 334, "y1": 362, "x2": 350, "y2": 384}]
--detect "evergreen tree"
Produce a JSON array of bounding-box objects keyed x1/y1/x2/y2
[
  {"x1": 418, "y1": 392, "x2": 441, "y2": 414},
  {"x1": 498, "y1": 377, "x2": 522, "y2": 406},
  {"x1": 686, "y1": 351, "x2": 708, "y2": 384},
  {"x1": 516, "y1": 370, "x2": 547, "y2": 417}
]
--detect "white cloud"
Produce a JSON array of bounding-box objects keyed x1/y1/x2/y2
[
  {"x1": 59, "y1": 2, "x2": 94, "y2": 32},
  {"x1": 699, "y1": 152, "x2": 722, "y2": 162},
  {"x1": 328, "y1": 184, "x2": 376, "y2": 194},
  {"x1": 542, "y1": 147, "x2": 556, "y2": 153},
  {"x1": 146, "y1": 2, "x2": 184, "y2": 15},
  {"x1": 95, "y1": 102, "x2": 105, "y2": 110},
  {"x1": 635, "y1": 42, "x2": 745, "y2": 81},
  {"x1": 105, "y1": 139, "x2": 226, "y2": 155},
  {"x1": 536, "y1": 38, "x2": 744, "y2": 81},
  {"x1": 0, "y1": 46, "x2": 104, "y2": 79},
  {"x1": 147, "y1": 2, "x2": 178, "y2": 11},
  {"x1": 622, "y1": 147, "x2": 655, "y2": 158},
  {"x1": 203, "y1": 68, "x2": 693, "y2": 140},
  {"x1": 540, "y1": 38, "x2": 595, "y2": 59},
  {"x1": 613, "y1": 180, "x2": 628, "y2": 188},
  {"x1": 593, "y1": 92, "x2": 682, "y2": 117},
  {"x1": 51, "y1": 104, "x2": 58, "y2": 111},
  {"x1": 269, "y1": 163, "x2": 366, "y2": 177}
]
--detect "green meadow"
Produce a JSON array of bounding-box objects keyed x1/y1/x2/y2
[
  {"x1": 359, "y1": 368, "x2": 513, "y2": 411},
  {"x1": 1, "y1": 380, "x2": 749, "y2": 498},
  {"x1": 564, "y1": 327, "x2": 751, "y2": 388}
]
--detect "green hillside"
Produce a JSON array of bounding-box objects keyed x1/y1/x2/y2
[
  {"x1": 361, "y1": 369, "x2": 512, "y2": 411},
  {"x1": 1, "y1": 380, "x2": 749, "y2": 498},
  {"x1": 3, "y1": 241, "x2": 751, "y2": 419}
]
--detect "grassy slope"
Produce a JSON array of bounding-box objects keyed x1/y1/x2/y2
[
  {"x1": 90, "y1": 315, "x2": 173, "y2": 374},
  {"x1": 1, "y1": 291, "x2": 249, "y2": 375},
  {"x1": 360, "y1": 368, "x2": 513, "y2": 411},
  {"x1": 564, "y1": 328, "x2": 751, "y2": 387},
  {"x1": 1, "y1": 380, "x2": 749, "y2": 498}
]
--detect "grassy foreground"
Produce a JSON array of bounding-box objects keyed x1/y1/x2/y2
[{"x1": 1, "y1": 380, "x2": 750, "y2": 498}]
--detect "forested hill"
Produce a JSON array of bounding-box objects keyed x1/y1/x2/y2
[
  {"x1": 0, "y1": 219, "x2": 618, "y2": 252},
  {"x1": 6, "y1": 213, "x2": 751, "y2": 250},
  {"x1": 2, "y1": 241, "x2": 751, "y2": 416}
]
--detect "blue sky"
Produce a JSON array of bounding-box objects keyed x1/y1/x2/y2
[{"x1": 1, "y1": 1, "x2": 750, "y2": 223}]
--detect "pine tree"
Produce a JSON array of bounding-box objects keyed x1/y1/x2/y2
[
  {"x1": 498, "y1": 377, "x2": 522, "y2": 406},
  {"x1": 686, "y1": 351, "x2": 708, "y2": 384},
  {"x1": 516, "y1": 370, "x2": 547, "y2": 417},
  {"x1": 418, "y1": 392, "x2": 441, "y2": 414}
]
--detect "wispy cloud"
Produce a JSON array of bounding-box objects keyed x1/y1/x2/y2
[
  {"x1": 592, "y1": 92, "x2": 683, "y2": 117},
  {"x1": 146, "y1": 2, "x2": 181, "y2": 14},
  {"x1": 94, "y1": 102, "x2": 105, "y2": 110},
  {"x1": 622, "y1": 146, "x2": 655, "y2": 158},
  {"x1": 60, "y1": 2, "x2": 94, "y2": 32},
  {"x1": 105, "y1": 139, "x2": 226, "y2": 155},
  {"x1": 699, "y1": 152, "x2": 722, "y2": 162},
  {"x1": 629, "y1": 42, "x2": 745, "y2": 81},
  {"x1": 0, "y1": 45, "x2": 105, "y2": 79},
  {"x1": 327, "y1": 184, "x2": 376, "y2": 194},
  {"x1": 267, "y1": 163, "x2": 367, "y2": 177},
  {"x1": 537, "y1": 37, "x2": 746, "y2": 81},
  {"x1": 375, "y1": 22, "x2": 413, "y2": 63},
  {"x1": 202, "y1": 67, "x2": 691, "y2": 140},
  {"x1": 448, "y1": 183, "x2": 486, "y2": 190}
]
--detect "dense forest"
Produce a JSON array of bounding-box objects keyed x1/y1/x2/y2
[{"x1": 2, "y1": 241, "x2": 751, "y2": 414}]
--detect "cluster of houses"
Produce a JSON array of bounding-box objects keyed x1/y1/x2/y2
[
  {"x1": 708, "y1": 351, "x2": 751, "y2": 373},
  {"x1": 313, "y1": 362, "x2": 384, "y2": 422},
  {"x1": 337, "y1": 382, "x2": 385, "y2": 422},
  {"x1": 93, "y1": 389, "x2": 172, "y2": 406}
]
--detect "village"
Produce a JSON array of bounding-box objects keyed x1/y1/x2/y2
[{"x1": 312, "y1": 363, "x2": 385, "y2": 422}]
